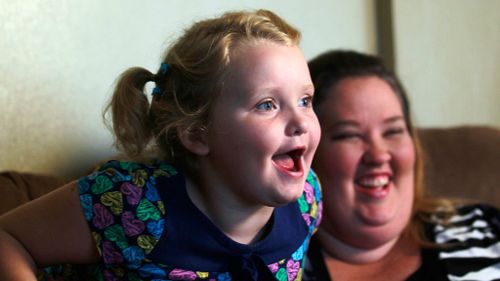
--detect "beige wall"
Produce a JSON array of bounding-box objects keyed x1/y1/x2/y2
[
  {"x1": 0, "y1": 0, "x2": 376, "y2": 178},
  {"x1": 393, "y1": 0, "x2": 500, "y2": 128}
]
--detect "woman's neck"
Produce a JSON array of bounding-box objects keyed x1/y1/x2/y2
[
  {"x1": 318, "y1": 230, "x2": 421, "y2": 281},
  {"x1": 316, "y1": 228, "x2": 399, "y2": 264},
  {"x1": 185, "y1": 177, "x2": 274, "y2": 245}
]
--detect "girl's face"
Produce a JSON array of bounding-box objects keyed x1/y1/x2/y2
[
  {"x1": 314, "y1": 76, "x2": 415, "y2": 250},
  {"x1": 200, "y1": 42, "x2": 320, "y2": 207}
]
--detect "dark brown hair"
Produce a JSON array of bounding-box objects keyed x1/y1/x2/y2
[{"x1": 308, "y1": 50, "x2": 455, "y2": 247}]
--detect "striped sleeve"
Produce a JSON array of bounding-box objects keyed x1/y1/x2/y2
[{"x1": 433, "y1": 204, "x2": 500, "y2": 280}]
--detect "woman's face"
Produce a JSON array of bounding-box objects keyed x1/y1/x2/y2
[{"x1": 314, "y1": 76, "x2": 415, "y2": 249}]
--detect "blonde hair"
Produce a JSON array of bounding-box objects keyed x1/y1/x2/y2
[
  {"x1": 406, "y1": 124, "x2": 456, "y2": 248},
  {"x1": 104, "y1": 9, "x2": 300, "y2": 176}
]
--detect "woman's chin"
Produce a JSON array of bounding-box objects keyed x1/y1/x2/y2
[
  {"x1": 319, "y1": 227, "x2": 401, "y2": 263},
  {"x1": 358, "y1": 211, "x2": 395, "y2": 227},
  {"x1": 355, "y1": 201, "x2": 399, "y2": 227},
  {"x1": 350, "y1": 216, "x2": 409, "y2": 251},
  {"x1": 335, "y1": 218, "x2": 405, "y2": 250},
  {"x1": 356, "y1": 228, "x2": 400, "y2": 249}
]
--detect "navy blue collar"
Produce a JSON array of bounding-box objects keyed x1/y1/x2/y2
[{"x1": 148, "y1": 172, "x2": 308, "y2": 273}]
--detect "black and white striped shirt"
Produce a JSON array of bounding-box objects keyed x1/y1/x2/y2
[
  {"x1": 303, "y1": 204, "x2": 500, "y2": 281},
  {"x1": 430, "y1": 204, "x2": 500, "y2": 280}
]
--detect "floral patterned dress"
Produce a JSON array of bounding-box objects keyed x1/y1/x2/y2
[{"x1": 64, "y1": 160, "x2": 322, "y2": 281}]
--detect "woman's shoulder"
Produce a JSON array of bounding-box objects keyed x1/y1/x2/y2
[
  {"x1": 454, "y1": 203, "x2": 500, "y2": 218},
  {"x1": 430, "y1": 203, "x2": 498, "y2": 247},
  {"x1": 432, "y1": 203, "x2": 499, "y2": 232},
  {"x1": 428, "y1": 203, "x2": 500, "y2": 279}
]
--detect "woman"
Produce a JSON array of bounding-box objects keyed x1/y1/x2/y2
[{"x1": 303, "y1": 50, "x2": 500, "y2": 280}]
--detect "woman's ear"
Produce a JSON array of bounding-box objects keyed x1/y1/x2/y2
[{"x1": 177, "y1": 126, "x2": 209, "y2": 156}]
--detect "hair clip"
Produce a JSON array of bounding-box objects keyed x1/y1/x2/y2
[
  {"x1": 152, "y1": 63, "x2": 170, "y2": 96},
  {"x1": 160, "y1": 62, "x2": 169, "y2": 74},
  {"x1": 152, "y1": 87, "x2": 162, "y2": 96}
]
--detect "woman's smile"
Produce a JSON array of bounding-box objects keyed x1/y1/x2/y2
[{"x1": 314, "y1": 75, "x2": 415, "y2": 249}]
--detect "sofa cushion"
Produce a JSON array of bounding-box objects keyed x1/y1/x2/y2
[
  {"x1": 0, "y1": 171, "x2": 66, "y2": 215},
  {"x1": 418, "y1": 126, "x2": 500, "y2": 207}
]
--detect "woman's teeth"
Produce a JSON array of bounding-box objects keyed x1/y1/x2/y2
[{"x1": 358, "y1": 176, "x2": 390, "y2": 188}]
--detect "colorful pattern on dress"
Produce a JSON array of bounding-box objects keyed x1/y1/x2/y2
[{"x1": 73, "y1": 160, "x2": 322, "y2": 281}]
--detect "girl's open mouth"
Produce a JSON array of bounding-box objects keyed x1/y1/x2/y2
[{"x1": 272, "y1": 148, "x2": 305, "y2": 175}]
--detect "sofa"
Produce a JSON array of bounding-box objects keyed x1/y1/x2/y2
[
  {"x1": 1, "y1": 125, "x2": 499, "y2": 215},
  {"x1": 417, "y1": 125, "x2": 500, "y2": 207}
]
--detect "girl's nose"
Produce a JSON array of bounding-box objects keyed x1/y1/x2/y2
[
  {"x1": 286, "y1": 110, "x2": 309, "y2": 136},
  {"x1": 362, "y1": 140, "x2": 391, "y2": 165}
]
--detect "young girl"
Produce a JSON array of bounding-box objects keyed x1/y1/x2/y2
[{"x1": 0, "y1": 9, "x2": 322, "y2": 281}]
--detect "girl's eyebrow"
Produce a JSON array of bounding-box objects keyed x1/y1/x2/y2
[
  {"x1": 257, "y1": 83, "x2": 314, "y2": 92},
  {"x1": 303, "y1": 84, "x2": 314, "y2": 92}
]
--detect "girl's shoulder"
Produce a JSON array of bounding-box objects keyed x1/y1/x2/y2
[
  {"x1": 91, "y1": 159, "x2": 178, "y2": 178},
  {"x1": 77, "y1": 159, "x2": 180, "y2": 260},
  {"x1": 78, "y1": 159, "x2": 178, "y2": 193},
  {"x1": 297, "y1": 169, "x2": 323, "y2": 231}
]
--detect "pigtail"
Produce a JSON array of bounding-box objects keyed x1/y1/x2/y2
[
  {"x1": 101, "y1": 9, "x2": 301, "y2": 175},
  {"x1": 104, "y1": 67, "x2": 154, "y2": 157}
]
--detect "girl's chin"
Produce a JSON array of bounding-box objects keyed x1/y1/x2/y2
[{"x1": 276, "y1": 186, "x2": 304, "y2": 205}]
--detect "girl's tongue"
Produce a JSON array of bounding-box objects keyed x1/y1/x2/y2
[{"x1": 273, "y1": 153, "x2": 295, "y2": 171}]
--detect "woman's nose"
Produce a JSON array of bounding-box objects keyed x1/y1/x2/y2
[{"x1": 362, "y1": 140, "x2": 391, "y2": 165}]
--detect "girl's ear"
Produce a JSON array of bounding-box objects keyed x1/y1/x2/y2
[{"x1": 177, "y1": 126, "x2": 209, "y2": 156}]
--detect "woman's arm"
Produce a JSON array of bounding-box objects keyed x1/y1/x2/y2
[{"x1": 0, "y1": 181, "x2": 99, "y2": 280}]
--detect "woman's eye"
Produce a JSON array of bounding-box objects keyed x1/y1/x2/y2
[
  {"x1": 299, "y1": 96, "x2": 313, "y2": 108},
  {"x1": 331, "y1": 133, "x2": 361, "y2": 141},
  {"x1": 384, "y1": 127, "x2": 405, "y2": 137},
  {"x1": 255, "y1": 100, "x2": 276, "y2": 111}
]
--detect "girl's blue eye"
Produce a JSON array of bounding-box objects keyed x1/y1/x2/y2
[
  {"x1": 299, "y1": 96, "x2": 313, "y2": 108},
  {"x1": 256, "y1": 100, "x2": 276, "y2": 111}
]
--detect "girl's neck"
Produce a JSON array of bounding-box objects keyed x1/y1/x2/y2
[{"x1": 185, "y1": 177, "x2": 274, "y2": 245}]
